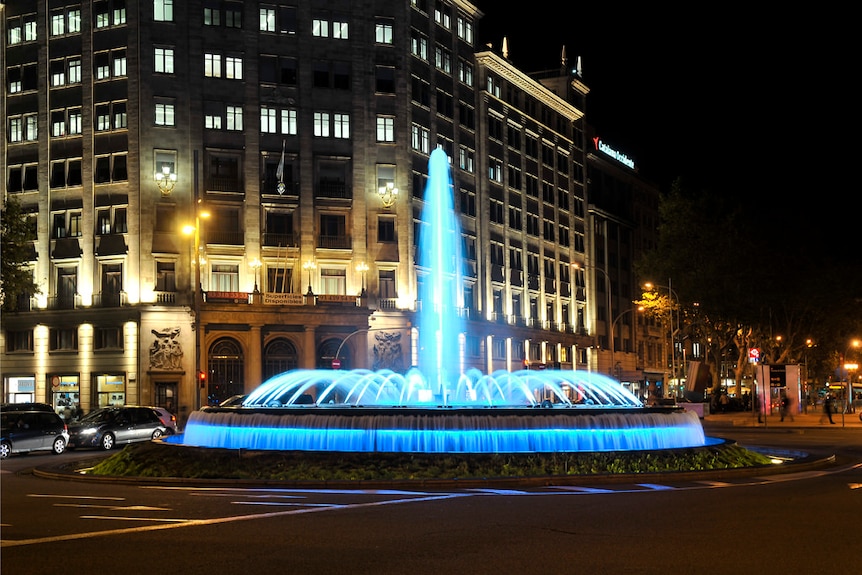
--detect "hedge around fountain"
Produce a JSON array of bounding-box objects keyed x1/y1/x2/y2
[{"x1": 82, "y1": 440, "x2": 776, "y2": 484}]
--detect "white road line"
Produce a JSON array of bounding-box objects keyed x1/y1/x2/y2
[
  {"x1": 53, "y1": 504, "x2": 170, "y2": 511},
  {"x1": 28, "y1": 494, "x2": 125, "y2": 501},
  {"x1": 1, "y1": 492, "x2": 470, "y2": 548},
  {"x1": 81, "y1": 516, "x2": 188, "y2": 523}
]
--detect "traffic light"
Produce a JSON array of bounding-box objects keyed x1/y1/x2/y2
[{"x1": 198, "y1": 370, "x2": 207, "y2": 388}]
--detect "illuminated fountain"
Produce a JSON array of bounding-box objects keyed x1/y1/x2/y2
[{"x1": 181, "y1": 148, "x2": 706, "y2": 453}]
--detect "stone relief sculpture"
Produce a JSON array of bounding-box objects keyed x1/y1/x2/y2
[
  {"x1": 150, "y1": 327, "x2": 184, "y2": 370},
  {"x1": 372, "y1": 331, "x2": 403, "y2": 372}
]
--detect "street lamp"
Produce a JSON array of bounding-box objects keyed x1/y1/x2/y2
[
  {"x1": 843, "y1": 339, "x2": 861, "y2": 413},
  {"x1": 378, "y1": 182, "x2": 399, "y2": 208},
  {"x1": 155, "y1": 165, "x2": 177, "y2": 195},
  {"x1": 250, "y1": 258, "x2": 262, "y2": 294},
  {"x1": 182, "y1": 206, "x2": 209, "y2": 411},
  {"x1": 355, "y1": 261, "x2": 369, "y2": 296},
  {"x1": 303, "y1": 259, "x2": 316, "y2": 295}
]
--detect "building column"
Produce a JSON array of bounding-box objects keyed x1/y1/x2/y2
[{"x1": 303, "y1": 326, "x2": 316, "y2": 368}]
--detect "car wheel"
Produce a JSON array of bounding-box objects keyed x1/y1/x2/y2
[
  {"x1": 151, "y1": 429, "x2": 163, "y2": 440},
  {"x1": 0, "y1": 441, "x2": 11, "y2": 459},
  {"x1": 52, "y1": 436, "x2": 67, "y2": 455},
  {"x1": 100, "y1": 433, "x2": 115, "y2": 451}
]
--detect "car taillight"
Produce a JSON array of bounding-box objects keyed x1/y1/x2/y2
[
  {"x1": 170, "y1": 415, "x2": 176, "y2": 423},
  {"x1": 63, "y1": 424, "x2": 68, "y2": 433}
]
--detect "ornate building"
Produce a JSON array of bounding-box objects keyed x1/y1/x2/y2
[{"x1": 1, "y1": 0, "x2": 659, "y2": 427}]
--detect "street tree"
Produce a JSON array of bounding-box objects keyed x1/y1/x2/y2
[{"x1": 1, "y1": 195, "x2": 38, "y2": 311}]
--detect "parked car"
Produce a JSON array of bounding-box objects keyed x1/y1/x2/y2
[
  {"x1": 67, "y1": 406, "x2": 168, "y2": 451},
  {"x1": 144, "y1": 406, "x2": 178, "y2": 434},
  {"x1": 218, "y1": 395, "x2": 247, "y2": 408},
  {"x1": 0, "y1": 402, "x2": 55, "y2": 413},
  {"x1": 1, "y1": 410, "x2": 69, "y2": 459}
]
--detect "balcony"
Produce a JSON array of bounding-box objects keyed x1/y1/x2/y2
[
  {"x1": 490, "y1": 264, "x2": 505, "y2": 283},
  {"x1": 315, "y1": 179, "x2": 351, "y2": 199},
  {"x1": 317, "y1": 234, "x2": 351, "y2": 249},
  {"x1": 154, "y1": 291, "x2": 177, "y2": 304},
  {"x1": 93, "y1": 291, "x2": 127, "y2": 308},
  {"x1": 263, "y1": 232, "x2": 299, "y2": 248},
  {"x1": 48, "y1": 294, "x2": 81, "y2": 310},
  {"x1": 206, "y1": 229, "x2": 244, "y2": 245},
  {"x1": 509, "y1": 269, "x2": 523, "y2": 286}
]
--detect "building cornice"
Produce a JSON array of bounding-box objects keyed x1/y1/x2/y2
[{"x1": 475, "y1": 50, "x2": 585, "y2": 122}]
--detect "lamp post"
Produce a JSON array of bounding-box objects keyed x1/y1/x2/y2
[
  {"x1": 183, "y1": 207, "x2": 209, "y2": 411},
  {"x1": 843, "y1": 339, "x2": 861, "y2": 414},
  {"x1": 303, "y1": 259, "x2": 316, "y2": 295},
  {"x1": 355, "y1": 261, "x2": 369, "y2": 296},
  {"x1": 250, "y1": 258, "x2": 262, "y2": 294}
]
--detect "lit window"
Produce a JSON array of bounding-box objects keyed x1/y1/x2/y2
[
  {"x1": 225, "y1": 56, "x2": 243, "y2": 80},
  {"x1": 155, "y1": 47, "x2": 174, "y2": 74},
  {"x1": 260, "y1": 8, "x2": 276, "y2": 32},
  {"x1": 261, "y1": 107, "x2": 277, "y2": 133},
  {"x1": 375, "y1": 20, "x2": 393, "y2": 44},
  {"x1": 155, "y1": 103, "x2": 175, "y2": 126},
  {"x1": 154, "y1": 0, "x2": 174, "y2": 22},
  {"x1": 226, "y1": 105, "x2": 243, "y2": 130},
  {"x1": 377, "y1": 116, "x2": 395, "y2": 142},
  {"x1": 205, "y1": 53, "x2": 221, "y2": 77},
  {"x1": 281, "y1": 109, "x2": 297, "y2": 135}
]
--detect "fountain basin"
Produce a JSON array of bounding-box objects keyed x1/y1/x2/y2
[{"x1": 182, "y1": 406, "x2": 706, "y2": 453}]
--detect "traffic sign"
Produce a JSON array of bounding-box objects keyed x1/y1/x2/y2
[{"x1": 331, "y1": 359, "x2": 341, "y2": 369}]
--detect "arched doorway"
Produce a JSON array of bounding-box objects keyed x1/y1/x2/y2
[
  {"x1": 207, "y1": 337, "x2": 244, "y2": 406},
  {"x1": 317, "y1": 338, "x2": 350, "y2": 370},
  {"x1": 263, "y1": 337, "x2": 299, "y2": 380}
]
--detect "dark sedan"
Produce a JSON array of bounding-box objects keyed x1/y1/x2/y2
[{"x1": 67, "y1": 406, "x2": 168, "y2": 451}]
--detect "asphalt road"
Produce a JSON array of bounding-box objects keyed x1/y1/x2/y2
[{"x1": 2, "y1": 420, "x2": 861, "y2": 575}]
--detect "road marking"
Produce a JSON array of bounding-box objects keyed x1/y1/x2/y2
[
  {"x1": 53, "y1": 504, "x2": 170, "y2": 511},
  {"x1": 81, "y1": 516, "x2": 188, "y2": 523},
  {"x1": 637, "y1": 484, "x2": 674, "y2": 490},
  {"x1": 0, "y1": 492, "x2": 470, "y2": 548},
  {"x1": 28, "y1": 494, "x2": 125, "y2": 501}
]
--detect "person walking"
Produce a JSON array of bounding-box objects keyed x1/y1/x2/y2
[
  {"x1": 780, "y1": 395, "x2": 794, "y2": 422},
  {"x1": 819, "y1": 394, "x2": 835, "y2": 424}
]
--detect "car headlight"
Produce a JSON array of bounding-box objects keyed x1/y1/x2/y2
[{"x1": 78, "y1": 427, "x2": 98, "y2": 436}]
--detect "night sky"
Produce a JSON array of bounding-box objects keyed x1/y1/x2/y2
[{"x1": 473, "y1": 4, "x2": 859, "y2": 263}]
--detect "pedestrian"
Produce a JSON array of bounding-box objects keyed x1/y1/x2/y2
[
  {"x1": 819, "y1": 394, "x2": 835, "y2": 424},
  {"x1": 719, "y1": 392, "x2": 729, "y2": 413},
  {"x1": 780, "y1": 395, "x2": 794, "y2": 422}
]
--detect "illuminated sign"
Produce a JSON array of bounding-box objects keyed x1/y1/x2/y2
[{"x1": 593, "y1": 137, "x2": 635, "y2": 170}]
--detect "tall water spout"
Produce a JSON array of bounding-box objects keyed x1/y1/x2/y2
[{"x1": 416, "y1": 147, "x2": 464, "y2": 399}]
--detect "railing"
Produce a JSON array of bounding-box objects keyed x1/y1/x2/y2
[
  {"x1": 262, "y1": 232, "x2": 298, "y2": 247},
  {"x1": 317, "y1": 234, "x2": 351, "y2": 249},
  {"x1": 154, "y1": 291, "x2": 177, "y2": 304},
  {"x1": 208, "y1": 176, "x2": 242, "y2": 193},
  {"x1": 93, "y1": 291, "x2": 127, "y2": 308},
  {"x1": 377, "y1": 298, "x2": 398, "y2": 310},
  {"x1": 47, "y1": 294, "x2": 81, "y2": 310},
  {"x1": 206, "y1": 230, "x2": 245, "y2": 245},
  {"x1": 316, "y1": 180, "x2": 351, "y2": 199}
]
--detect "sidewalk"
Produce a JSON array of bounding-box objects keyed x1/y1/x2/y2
[{"x1": 701, "y1": 408, "x2": 862, "y2": 428}]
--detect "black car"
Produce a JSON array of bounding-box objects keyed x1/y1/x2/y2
[
  {"x1": 67, "y1": 406, "x2": 169, "y2": 451},
  {"x1": 0, "y1": 402, "x2": 55, "y2": 413},
  {"x1": 1, "y1": 410, "x2": 69, "y2": 459}
]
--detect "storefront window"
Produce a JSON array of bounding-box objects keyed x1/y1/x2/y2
[
  {"x1": 96, "y1": 374, "x2": 126, "y2": 407},
  {"x1": 4, "y1": 376, "x2": 35, "y2": 403},
  {"x1": 50, "y1": 374, "x2": 80, "y2": 419}
]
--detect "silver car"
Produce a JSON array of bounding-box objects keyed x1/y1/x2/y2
[{"x1": 67, "y1": 406, "x2": 168, "y2": 451}]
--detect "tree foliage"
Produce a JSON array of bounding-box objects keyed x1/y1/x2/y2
[
  {"x1": 635, "y1": 177, "x2": 862, "y2": 391},
  {"x1": 1, "y1": 196, "x2": 38, "y2": 310}
]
